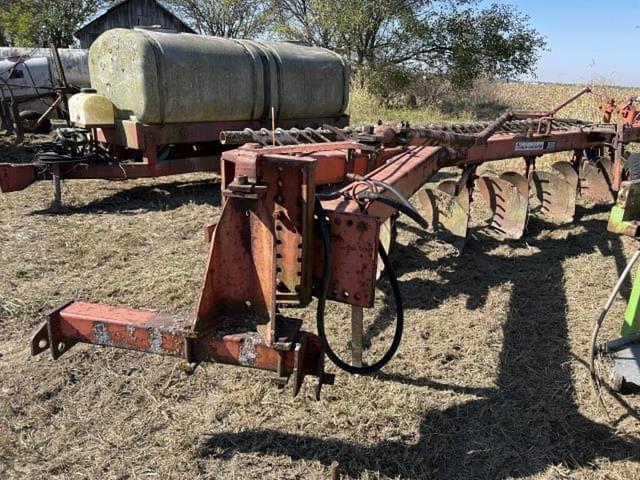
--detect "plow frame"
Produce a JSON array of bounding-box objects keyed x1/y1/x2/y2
[
  {"x1": 0, "y1": 115, "x2": 350, "y2": 207},
  {"x1": 29, "y1": 92, "x2": 640, "y2": 396}
]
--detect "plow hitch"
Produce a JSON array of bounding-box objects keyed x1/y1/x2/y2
[{"x1": 30, "y1": 302, "x2": 335, "y2": 399}]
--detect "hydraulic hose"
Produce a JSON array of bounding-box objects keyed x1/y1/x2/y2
[
  {"x1": 315, "y1": 190, "x2": 345, "y2": 201},
  {"x1": 346, "y1": 174, "x2": 425, "y2": 225},
  {"x1": 366, "y1": 177, "x2": 415, "y2": 213},
  {"x1": 356, "y1": 190, "x2": 429, "y2": 230},
  {"x1": 315, "y1": 199, "x2": 404, "y2": 374}
]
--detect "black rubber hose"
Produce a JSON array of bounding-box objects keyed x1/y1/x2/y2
[
  {"x1": 356, "y1": 190, "x2": 429, "y2": 230},
  {"x1": 315, "y1": 200, "x2": 404, "y2": 374},
  {"x1": 367, "y1": 177, "x2": 415, "y2": 214},
  {"x1": 346, "y1": 174, "x2": 426, "y2": 228},
  {"x1": 315, "y1": 190, "x2": 345, "y2": 200}
]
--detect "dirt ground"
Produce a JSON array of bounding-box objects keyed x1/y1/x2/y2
[
  {"x1": 1, "y1": 138, "x2": 640, "y2": 479},
  {"x1": 4, "y1": 77, "x2": 640, "y2": 479}
]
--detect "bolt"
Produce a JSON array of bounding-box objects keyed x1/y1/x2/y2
[{"x1": 178, "y1": 360, "x2": 198, "y2": 375}]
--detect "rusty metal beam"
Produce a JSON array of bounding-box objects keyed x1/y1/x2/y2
[
  {"x1": 321, "y1": 145, "x2": 454, "y2": 220},
  {"x1": 0, "y1": 156, "x2": 220, "y2": 193},
  {"x1": 31, "y1": 301, "x2": 334, "y2": 395},
  {"x1": 0, "y1": 163, "x2": 37, "y2": 192}
]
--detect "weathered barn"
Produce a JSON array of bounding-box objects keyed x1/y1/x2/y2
[{"x1": 75, "y1": 0, "x2": 195, "y2": 49}]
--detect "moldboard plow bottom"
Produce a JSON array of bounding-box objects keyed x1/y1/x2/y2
[
  {"x1": 30, "y1": 90, "x2": 640, "y2": 397},
  {"x1": 476, "y1": 171, "x2": 530, "y2": 239},
  {"x1": 531, "y1": 163, "x2": 577, "y2": 224},
  {"x1": 418, "y1": 179, "x2": 471, "y2": 250}
]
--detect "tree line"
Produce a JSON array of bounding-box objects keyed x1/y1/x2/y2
[{"x1": 0, "y1": 0, "x2": 546, "y2": 100}]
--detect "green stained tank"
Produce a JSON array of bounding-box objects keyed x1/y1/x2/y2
[{"x1": 88, "y1": 28, "x2": 350, "y2": 125}]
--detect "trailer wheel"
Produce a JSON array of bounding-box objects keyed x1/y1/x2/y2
[
  {"x1": 19, "y1": 110, "x2": 52, "y2": 134},
  {"x1": 624, "y1": 153, "x2": 640, "y2": 181}
]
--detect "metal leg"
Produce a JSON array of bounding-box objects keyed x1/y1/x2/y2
[
  {"x1": 142, "y1": 143, "x2": 158, "y2": 165},
  {"x1": 10, "y1": 100, "x2": 23, "y2": 144},
  {"x1": 0, "y1": 100, "x2": 11, "y2": 132},
  {"x1": 52, "y1": 164, "x2": 62, "y2": 210},
  {"x1": 330, "y1": 461, "x2": 341, "y2": 480},
  {"x1": 351, "y1": 305, "x2": 363, "y2": 367}
]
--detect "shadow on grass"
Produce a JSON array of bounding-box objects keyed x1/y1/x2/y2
[
  {"x1": 198, "y1": 208, "x2": 640, "y2": 479},
  {"x1": 31, "y1": 179, "x2": 221, "y2": 215}
]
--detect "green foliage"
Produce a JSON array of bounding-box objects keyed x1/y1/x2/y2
[
  {"x1": 434, "y1": 3, "x2": 546, "y2": 89},
  {"x1": 0, "y1": 0, "x2": 108, "y2": 47},
  {"x1": 272, "y1": 0, "x2": 545, "y2": 99},
  {"x1": 0, "y1": 0, "x2": 37, "y2": 46}
]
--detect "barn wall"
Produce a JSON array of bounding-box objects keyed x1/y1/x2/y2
[{"x1": 76, "y1": 0, "x2": 193, "y2": 49}]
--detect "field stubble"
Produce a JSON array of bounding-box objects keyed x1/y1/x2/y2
[{"x1": 1, "y1": 82, "x2": 640, "y2": 479}]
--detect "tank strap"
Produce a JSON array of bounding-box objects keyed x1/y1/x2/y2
[
  {"x1": 137, "y1": 29, "x2": 167, "y2": 125},
  {"x1": 231, "y1": 39, "x2": 263, "y2": 121},
  {"x1": 253, "y1": 41, "x2": 283, "y2": 122}
]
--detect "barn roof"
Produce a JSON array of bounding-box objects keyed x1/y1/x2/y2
[{"x1": 75, "y1": 0, "x2": 196, "y2": 35}]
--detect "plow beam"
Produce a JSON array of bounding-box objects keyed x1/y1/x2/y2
[
  {"x1": 26, "y1": 103, "x2": 640, "y2": 395},
  {"x1": 476, "y1": 172, "x2": 529, "y2": 239},
  {"x1": 0, "y1": 157, "x2": 221, "y2": 194},
  {"x1": 532, "y1": 161, "x2": 578, "y2": 223},
  {"x1": 30, "y1": 301, "x2": 334, "y2": 398}
]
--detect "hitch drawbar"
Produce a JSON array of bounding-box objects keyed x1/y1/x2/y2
[{"x1": 31, "y1": 301, "x2": 334, "y2": 399}]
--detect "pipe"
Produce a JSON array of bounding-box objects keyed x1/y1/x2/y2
[{"x1": 548, "y1": 86, "x2": 592, "y2": 116}]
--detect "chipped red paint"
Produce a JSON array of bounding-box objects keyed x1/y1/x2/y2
[{"x1": 31, "y1": 301, "x2": 333, "y2": 392}]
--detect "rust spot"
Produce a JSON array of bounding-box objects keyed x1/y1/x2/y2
[
  {"x1": 238, "y1": 333, "x2": 260, "y2": 366},
  {"x1": 92, "y1": 322, "x2": 113, "y2": 347},
  {"x1": 148, "y1": 327, "x2": 163, "y2": 354}
]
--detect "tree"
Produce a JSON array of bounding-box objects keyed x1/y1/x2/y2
[
  {"x1": 428, "y1": 3, "x2": 546, "y2": 89},
  {"x1": 272, "y1": 0, "x2": 545, "y2": 93},
  {"x1": 0, "y1": 0, "x2": 108, "y2": 47},
  {"x1": 0, "y1": 0, "x2": 7, "y2": 46},
  {"x1": 169, "y1": 0, "x2": 272, "y2": 37}
]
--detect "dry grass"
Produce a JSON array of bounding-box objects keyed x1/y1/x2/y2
[
  {"x1": 2, "y1": 82, "x2": 640, "y2": 479},
  {"x1": 349, "y1": 80, "x2": 640, "y2": 126}
]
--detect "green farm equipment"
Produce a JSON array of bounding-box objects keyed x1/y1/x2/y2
[{"x1": 592, "y1": 176, "x2": 640, "y2": 392}]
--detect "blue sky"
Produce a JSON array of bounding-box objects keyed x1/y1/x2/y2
[{"x1": 480, "y1": 0, "x2": 640, "y2": 86}]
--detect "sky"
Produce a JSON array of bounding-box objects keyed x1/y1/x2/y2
[{"x1": 479, "y1": 0, "x2": 640, "y2": 87}]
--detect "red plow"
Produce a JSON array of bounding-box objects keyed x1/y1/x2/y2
[{"x1": 30, "y1": 89, "x2": 640, "y2": 397}]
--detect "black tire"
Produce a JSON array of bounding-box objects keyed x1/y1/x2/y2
[
  {"x1": 625, "y1": 153, "x2": 640, "y2": 181},
  {"x1": 19, "y1": 110, "x2": 52, "y2": 134}
]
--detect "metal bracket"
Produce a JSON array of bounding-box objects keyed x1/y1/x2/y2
[{"x1": 30, "y1": 301, "x2": 77, "y2": 359}]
